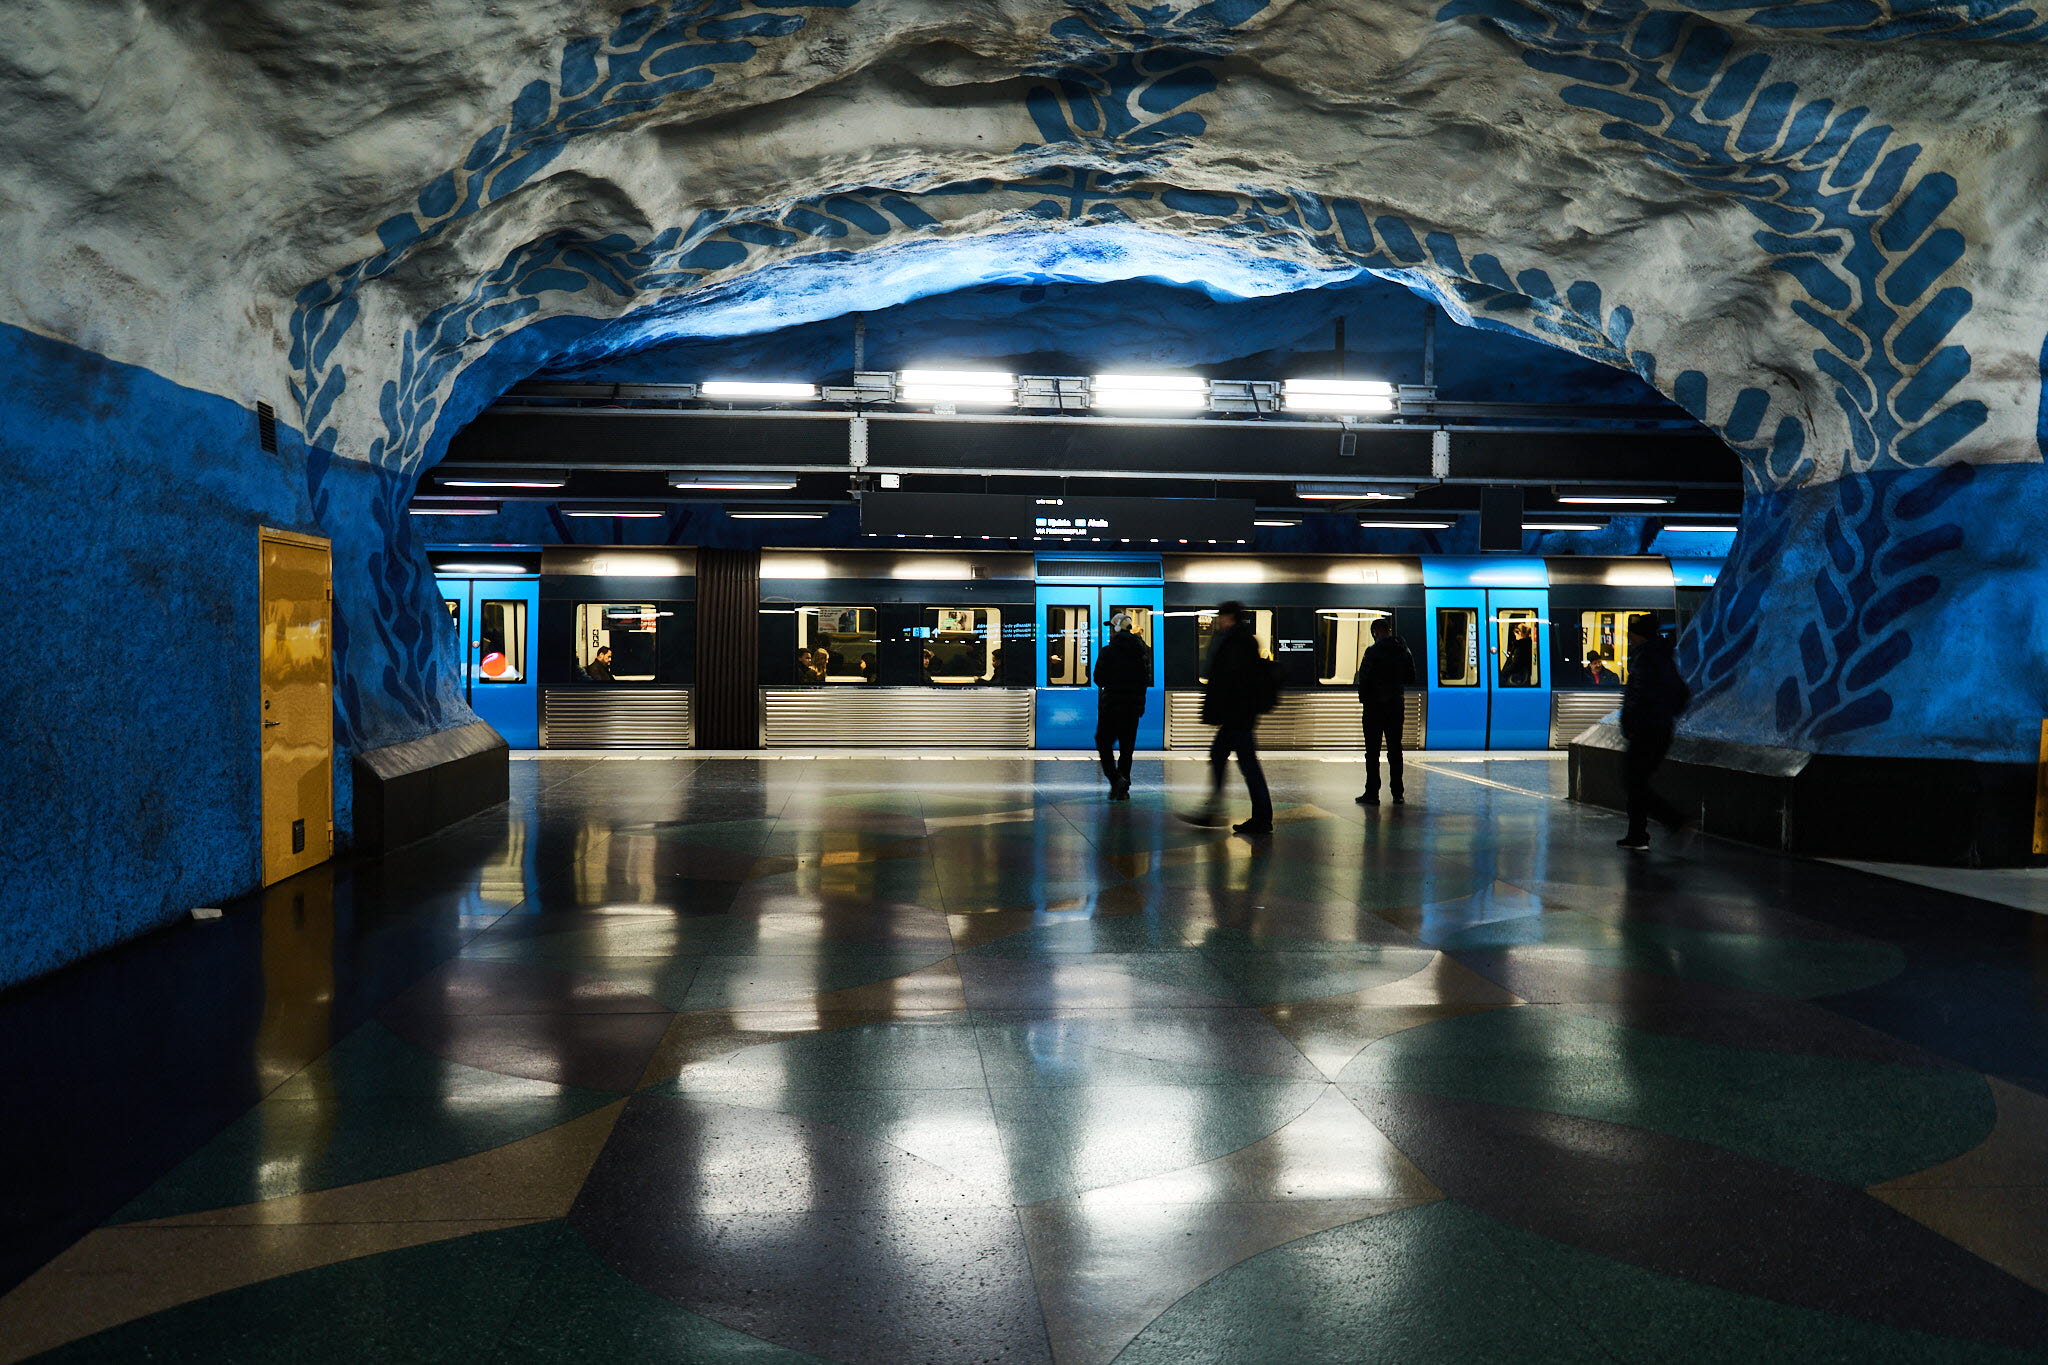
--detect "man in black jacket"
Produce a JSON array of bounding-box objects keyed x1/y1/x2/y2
[
  {"x1": 1181, "y1": 601, "x2": 1274, "y2": 835},
  {"x1": 1094, "y1": 612, "x2": 1152, "y2": 800},
  {"x1": 1353, "y1": 617, "x2": 1415, "y2": 806},
  {"x1": 1618, "y1": 614, "x2": 1690, "y2": 850}
]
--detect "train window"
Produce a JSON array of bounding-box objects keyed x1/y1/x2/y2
[
  {"x1": 922, "y1": 608, "x2": 1001, "y2": 685},
  {"x1": 1436, "y1": 608, "x2": 1479, "y2": 686},
  {"x1": 477, "y1": 599, "x2": 526, "y2": 683},
  {"x1": 796, "y1": 606, "x2": 877, "y2": 683},
  {"x1": 1570, "y1": 610, "x2": 1650, "y2": 686},
  {"x1": 1195, "y1": 609, "x2": 1275, "y2": 683},
  {"x1": 1046, "y1": 605, "x2": 1091, "y2": 686},
  {"x1": 574, "y1": 603, "x2": 660, "y2": 682},
  {"x1": 1107, "y1": 604, "x2": 1155, "y2": 650},
  {"x1": 1496, "y1": 609, "x2": 1539, "y2": 688},
  {"x1": 1315, "y1": 609, "x2": 1390, "y2": 686}
]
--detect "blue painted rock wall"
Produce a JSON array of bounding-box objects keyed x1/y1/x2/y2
[
  {"x1": 541, "y1": 275, "x2": 1679, "y2": 411},
  {"x1": 1682, "y1": 462, "x2": 2048, "y2": 765},
  {"x1": 0, "y1": 323, "x2": 467, "y2": 989}
]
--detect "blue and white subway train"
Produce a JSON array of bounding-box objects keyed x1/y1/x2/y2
[{"x1": 430, "y1": 548, "x2": 1722, "y2": 751}]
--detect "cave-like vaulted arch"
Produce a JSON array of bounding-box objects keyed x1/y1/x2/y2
[{"x1": 5, "y1": 0, "x2": 2047, "y2": 978}]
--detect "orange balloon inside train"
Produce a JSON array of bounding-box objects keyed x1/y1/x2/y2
[{"x1": 481, "y1": 652, "x2": 509, "y2": 678}]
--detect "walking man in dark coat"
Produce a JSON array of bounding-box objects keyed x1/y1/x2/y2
[
  {"x1": 1353, "y1": 617, "x2": 1415, "y2": 806},
  {"x1": 1094, "y1": 612, "x2": 1151, "y2": 800},
  {"x1": 1617, "y1": 614, "x2": 1690, "y2": 850},
  {"x1": 1180, "y1": 601, "x2": 1274, "y2": 836}
]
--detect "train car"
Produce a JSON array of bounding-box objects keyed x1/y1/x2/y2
[
  {"x1": 756, "y1": 549, "x2": 1038, "y2": 747},
  {"x1": 428, "y1": 546, "x2": 1718, "y2": 752}
]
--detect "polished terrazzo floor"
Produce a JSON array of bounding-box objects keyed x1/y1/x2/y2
[{"x1": 5, "y1": 753, "x2": 2048, "y2": 1363}]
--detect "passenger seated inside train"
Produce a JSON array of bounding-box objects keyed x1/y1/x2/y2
[
  {"x1": 797, "y1": 648, "x2": 827, "y2": 684},
  {"x1": 584, "y1": 646, "x2": 615, "y2": 683}
]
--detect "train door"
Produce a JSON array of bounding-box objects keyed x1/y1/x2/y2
[
  {"x1": 1425, "y1": 588, "x2": 1487, "y2": 749},
  {"x1": 1422, "y1": 559, "x2": 1551, "y2": 750},
  {"x1": 1485, "y1": 587, "x2": 1551, "y2": 749},
  {"x1": 437, "y1": 574, "x2": 540, "y2": 748},
  {"x1": 1033, "y1": 558, "x2": 1165, "y2": 750}
]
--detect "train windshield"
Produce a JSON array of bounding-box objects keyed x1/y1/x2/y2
[
  {"x1": 1496, "y1": 609, "x2": 1539, "y2": 688},
  {"x1": 797, "y1": 606, "x2": 878, "y2": 683},
  {"x1": 1316, "y1": 609, "x2": 1390, "y2": 685},
  {"x1": 477, "y1": 598, "x2": 526, "y2": 683},
  {"x1": 1195, "y1": 609, "x2": 1275, "y2": 683},
  {"x1": 1436, "y1": 608, "x2": 1479, "y2": 686},
  {"x1": 923, "y1": 608, "x2": 1001, "y2": 685},
  {"x1": 1046, "y1": 605, "x2": 1091, "y2": 686},
  {"x1": 574, "y1": 603, "x2": 659, "y2": 682}
]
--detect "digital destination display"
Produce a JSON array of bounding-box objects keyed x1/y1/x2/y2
[{"x1": 860, "y1": 492, "x2": 1253, "y2": 543}]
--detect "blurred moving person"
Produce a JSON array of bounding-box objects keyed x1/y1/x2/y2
[
  {"x1": 1617, "y1": 614, "x2": 1691, "y2": 850},
  {"x1": 1180, "y1": 601, "x2": 1275, "y2": 836}
]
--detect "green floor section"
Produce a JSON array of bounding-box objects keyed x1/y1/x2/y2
[
  {"x1": 1116, "y1": 1201, "x2": 1609, "y2": 1364},
  {"x1": 1343, "y1": 1006, "x2": 1996, "y2": 1185},
  {"x1": 1484, "y1": 1215, "x2": 2048, "y2": 1365}
]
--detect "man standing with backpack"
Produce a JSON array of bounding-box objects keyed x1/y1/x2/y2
[
  {"x1": 1180, "y1": 601, "x2": 1276, "y2": 836},
  {"x1": 1353, "y1": 616, "x2": 1416, "y2": 807},
  {"x1": 1094, "y1": 612, "x2": 1152, "y2": 800},
  {"x1": 1617, "y1": 613, "x2": 1691, "y2": 850}
]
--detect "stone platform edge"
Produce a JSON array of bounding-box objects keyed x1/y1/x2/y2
[
  {"x1": 1569, "y1": 723, "x2": 2046, "y2": 868},
  {"x1": 353, "y1": 720, "x2": 509, "y2": 855}
]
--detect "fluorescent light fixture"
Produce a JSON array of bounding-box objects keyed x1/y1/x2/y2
[
  {"x1": 1665, "y1": 523, "x2": 1739, "y2": 533},
  {"x1": 897, "y1": 368, "x2": 1016, "y2": 406},
  {"x1": 436, "y1": 562, "x2": 527, "y2": 574},
  {"x1": 1090, "y1": 374, "x2": 1207, "y2": 411},
  {"x1": 439, "y1": 477, "x2": 565, "y2": 489},
  {"x1": 1296, "y1": 481, "x2": 1415, "y2": 501},
  {"x1": 409, "y1": 503, "x2": 500, "y2": 516},
  {"x1": 1254, "y1": 518, "x2": 1302, "y2": 527},
  {"x1": 1283, "y1": 378, "x2": 1396, "y2": 414},
  {"x1": 729, "y1": 511, "x2": 826, "y2": 520},
  {"x1": 698, "y1": 380, "x2": 820, "y2": 400},
  {"x1": 1556, "y1": 494, "x2": 1675, "y2": 505},
  {"x1": 564, "y1": 507, "x2": 664, "y2": 518},
  {"x1": 1524, "y1": 521, "x2": 1606, "y2": 531},
  {"x1": 1357, "y1": 518, "x2": 1453, "y2": 530},
  {"x1": 668, "y1": 474, "x2": 799, "y2": 491}
]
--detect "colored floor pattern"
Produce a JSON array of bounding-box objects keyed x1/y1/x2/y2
[{"x1": 4, "y1": 754, "x2": 2048, "y2": 1363}]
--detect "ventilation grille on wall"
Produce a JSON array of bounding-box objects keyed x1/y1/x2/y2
[
  {"x1": 1037, "y1": 559, "x2": 1160, "y2": 579},
  {"x1": 256, "y1": 401, "x2": 278, "y2": 453}
]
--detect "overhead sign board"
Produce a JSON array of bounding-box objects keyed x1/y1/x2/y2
[{"x1": 860, "y1": 492, "x2": 1253, "y2": 543}]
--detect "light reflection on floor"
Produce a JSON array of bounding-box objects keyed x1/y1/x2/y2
[{"x1": 3, "y1": 754, "x2": 2047, "y2": 1364}]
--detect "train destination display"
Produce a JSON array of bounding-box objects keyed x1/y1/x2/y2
[{"x1": 860, "y1": 492, "x2": 1253, "y2": 543}]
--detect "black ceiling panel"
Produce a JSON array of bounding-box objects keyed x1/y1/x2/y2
[
  {"x1": 1450, "y1": 431, "x2": 1738, "y2": 483},
  {"x1": 868, "y1": 420, "x2": 1432, "y2": 479},
  {"x1": 444, "y1": 412, "x2": 854, "y2": 467}
]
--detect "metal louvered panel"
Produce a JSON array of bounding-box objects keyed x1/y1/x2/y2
[
  {"x1": 543, "y1": 689, "x2": 694, "y2": 749},
  {"x1": 761, "y1": 688, "x2": 1035, "y2": 747},
  {"x1": 1551, "y1": 691, "x2": 1621, "y2": 748},
  {"x1": 1165, "y1": 691, "x2": 1426, "y2": 751}
]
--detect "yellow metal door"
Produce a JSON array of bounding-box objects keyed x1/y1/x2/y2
[{"x1": 260, "y1": 529, "x2": 334, "y2": 885}]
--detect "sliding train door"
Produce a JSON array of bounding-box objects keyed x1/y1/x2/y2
[
  {"x1": 1422, "y1": 558, "x2": 1551, "y2": 750},
  {"x1": 1033, "y1": 556, "x2": 1165, "y2": 750},
  {"x1": 437, "y1": 573, "x2": 540, "y2": 748}
]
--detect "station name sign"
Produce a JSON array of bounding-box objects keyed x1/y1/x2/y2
[{"x1": 860, "y1": 492, "x2": 1253, "y2": 543}]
